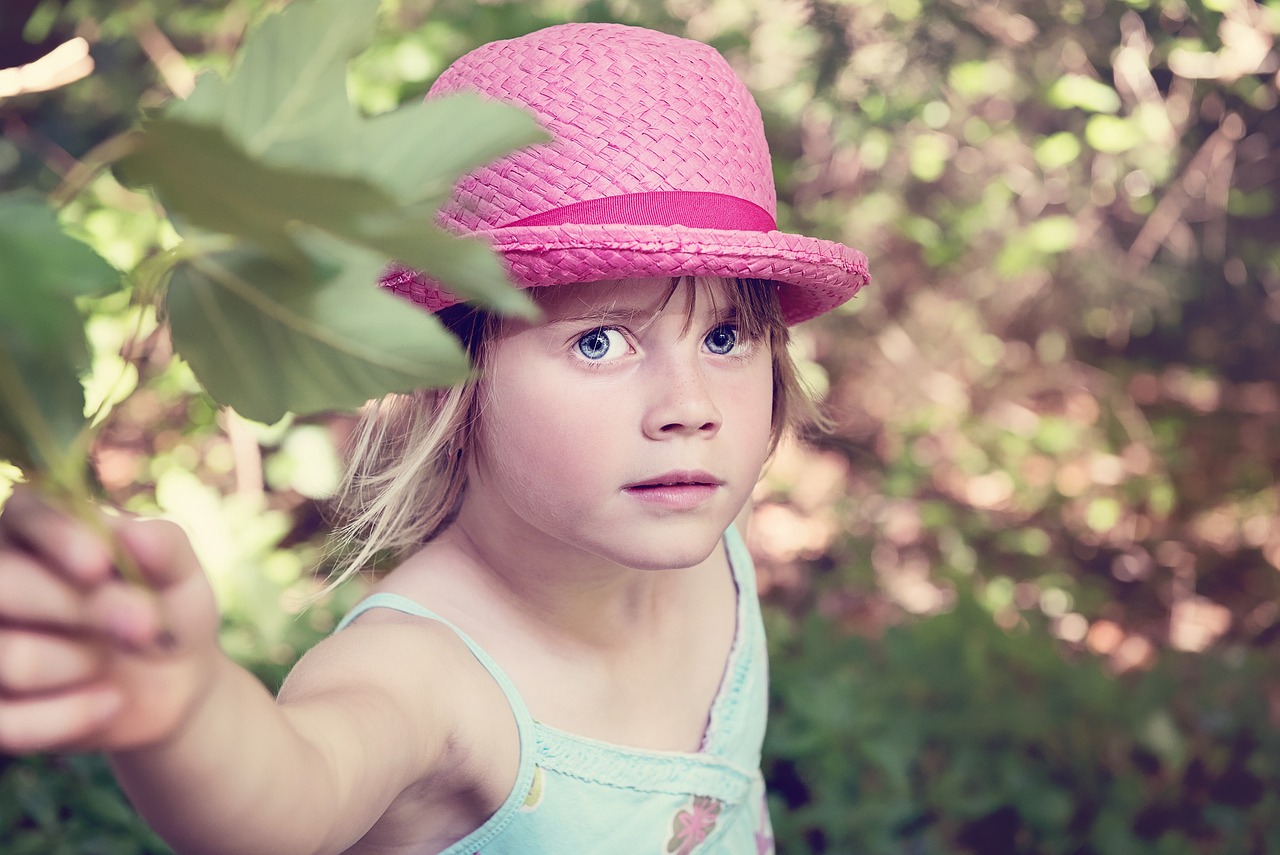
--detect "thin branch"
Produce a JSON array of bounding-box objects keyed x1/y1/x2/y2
[
  {"x1": 1123, "y1": 124, "x2": 1233, "y2": 277},
  {"x1": 133, "y1": 18, "x2": 196, "y2": 99}
]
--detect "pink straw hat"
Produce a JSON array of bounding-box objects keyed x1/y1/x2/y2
[{"x1": 383, "y1": 22, "x2": 870, "y2": 325}]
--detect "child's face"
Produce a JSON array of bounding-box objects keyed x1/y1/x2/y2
[{"x1": 465, "y1": 277, "x2": 775, "y2": 571}]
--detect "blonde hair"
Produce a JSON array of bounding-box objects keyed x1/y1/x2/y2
[{"x1": 325, "y1": 277, "x2": 824, "y2": 588}]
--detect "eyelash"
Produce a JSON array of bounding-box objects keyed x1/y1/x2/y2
[
  {"x1": 569, "y1": 322, "x2": 754, "y2": 366},
  {"x1": 574, "y1": 327, "x2": 631, "y2": 363}
]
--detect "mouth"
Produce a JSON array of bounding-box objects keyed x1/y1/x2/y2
[{"x1": 623, "y1": 471, "x2": 723, "y2": 491}]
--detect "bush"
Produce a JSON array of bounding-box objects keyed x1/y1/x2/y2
[
  {"x1": 764, "y1": 596, "x2": 1280, "y2": 854},
  {"x1": 0, "y1": 754, "x2": 169, "y2": 855}
]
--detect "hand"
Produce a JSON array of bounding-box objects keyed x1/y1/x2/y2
[{"x1": 0, "y1": 487, "x2": 221, "y2": 754}]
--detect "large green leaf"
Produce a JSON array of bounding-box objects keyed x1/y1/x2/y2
[
  {"x1": 0, "y1": 193, "x2": 119, "y2": 478},
  {"x1": 118, "y1": 121, "x2": 397, "y2": 264},
  {"x1": 172, "y1": 0, "x2": 377, "y2": 163},
  {"x1": 165, "y1": 235, "x2": 471, "y2": 424},
  {"x1": 0, "y1": 193, "x2": 120, "y2": 300},
  {"x1": 120, "y1": 120, "x2": 535, "y2": 317},
  {"x1": 170, "y1": 0, "x2": 547, "y2": 204},
  {"x1": 345, "y1": 201, "x2": 532, "y2": 316},
  {"x1": 115, "y1": 0, "x2": 551, "y2": 422},
  {"x1": 358, "y1": 93, "x2": 551, "y2": 206}
]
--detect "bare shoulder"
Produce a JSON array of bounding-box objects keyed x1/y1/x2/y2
[
  {"x1": 281, "y1": 606, "x2": 478, "y2": 702},
  {"x1": 276, "y1": 607, "x2": 521, "y2": 844}
]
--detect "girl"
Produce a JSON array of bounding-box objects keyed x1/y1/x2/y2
[{"x1": 0, "y1": 23, "x2": 868, "y2": 855}]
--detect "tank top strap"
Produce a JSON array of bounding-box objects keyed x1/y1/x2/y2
[
  {"x1": 333, "y1": 592, "x2": 540, "y2": 851},
  {"x1": 723, "y1": 524, "x2": 752, "y2": 596},
  {"x1": 697, "y1": 523, "x2": 768, "y2": 759},
  {"x1": 336, "y1": 592, "x2": 536, "y2": 729}
]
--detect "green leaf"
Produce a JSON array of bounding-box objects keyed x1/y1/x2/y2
[
  {"x1": 119, "y1": 120, "x2": 535, "y2": 316},
  {"x1": 117, "y1": 121, "x2": 396, "y2": 264},
  {"x1": 117, "y1": 0, "x2": 553, "y2": 422},
  {"x1": 0, "y1": 193, "x2": 118, "y2": 478},
  {"x1": 346, "y1": 203, "x2": 536, "y2": 317},
  {"x1": 171, "y1": 0, "x2": 547, "y2": 204},
  {"x1": 166, "y1": 235, "x2": 471, "y2": 423},
  {"x1": 357, "y1": 94, "x2": 550, "y2": 205},
  {"x1": 0, "y1": 193, "x2": 119, "y2": 299},
  {"x1": 152, "y1": 0, "x2": 547, "y2": 295},
  {"x1": 172, "y1": 0, "x2": 379, "y2": 162}
]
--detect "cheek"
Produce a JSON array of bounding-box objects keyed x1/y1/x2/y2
[
  {"x1": 734, "y1": 357, "x2": 777, "y2": 447},
  {"x1": 475, "y1": 371, "x2": 618, "y2": 498}
]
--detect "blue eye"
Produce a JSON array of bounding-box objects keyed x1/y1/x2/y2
[
  {"x1": 704, "y1": 324, "x2": 738, "y2": 355},
  {"x1": 576, "y1": 328, "x2": 626, "y2": 361}
]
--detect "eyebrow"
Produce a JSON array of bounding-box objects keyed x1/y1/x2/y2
[
  {"x1": 548, "y1": 306, "x2": 657, "y2": 326},
  {"x1": 549, "y1": 303, "x2": 741, "y2": 327}
]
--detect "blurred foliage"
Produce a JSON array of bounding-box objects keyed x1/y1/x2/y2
[
  {"x1": 1, "y1": 0, "x2": 1278, "y2": 852},
  {"x1": 765, "y1": 599, "x2": 1280, "y2": 853}
]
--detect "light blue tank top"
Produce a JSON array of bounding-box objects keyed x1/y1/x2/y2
[{"x1": 335, "y1": 526, "x2": 774, "y2": 855}]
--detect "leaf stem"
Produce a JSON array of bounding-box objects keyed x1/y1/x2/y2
[
  {"x1": 0, "y1": 345, "x2": 79, "y2": 489},
  {"x1": 34, "y1": 472, "x2": 148, "y2": 590},
  {"x1": 85, "y1": 301, "x2": 151, "y2": 429},
  {"x1": 49, "y1": 132, "x2": 145, "y2": 210},
  {"x1": 0, "y1": 347, "x2": 148, "y2": 589}
]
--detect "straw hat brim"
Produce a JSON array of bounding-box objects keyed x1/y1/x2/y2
[{"x1": 476, "y1": 223, "x2": 870, "y2": 326}]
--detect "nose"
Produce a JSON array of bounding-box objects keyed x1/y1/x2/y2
[{"x1": 641, "y1": 354, "x2": 722, "y2": 440}]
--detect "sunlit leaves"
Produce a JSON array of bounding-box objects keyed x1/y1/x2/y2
[
  {"x1": 947, "y1": 59, "x2": 1019, "y2": 98},
  {"x1": 1085, "y1": 114, "x2": 1145, "y2": 153},
  {"x1": 994, "y1": 217, "x2": 1079, "y2": 276},
  {"x1": 908, "y1": 133, "x2": 952, "y2": 182},
  {"x1": 1034, "y1": 132, "x2": 1083, "y2": 169},
  {"x1": 0, "y1": 193, "x2": 118, "y2": 481},
  {"x1": 1046, "y1": 74, "x2": 1122, "y2": 113}
]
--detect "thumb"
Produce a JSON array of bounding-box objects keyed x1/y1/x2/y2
[
  {"x1": 101, "y1": 516, "x2": 217, "y2": 652},
  {"x1": 110, "y1": 516, "x2": 204, "y2": 591}
]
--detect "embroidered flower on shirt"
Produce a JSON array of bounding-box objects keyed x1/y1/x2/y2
[
  {"x1": 755, "y1": 791, "x2": 775, "y2": 855},
  {"x1": 520, "y1": 766, "x2": 545, "y2": 812},
  {"x1": 666, "y1": 795, "x2": 723, "y2": 855}
]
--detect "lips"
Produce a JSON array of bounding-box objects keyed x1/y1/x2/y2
[
  {"x1": 623, "y1": 470, "x2": 723, "y2": 490},
  {"x1": 621, "y1": 471, "x2": 724, "y2": 511}
]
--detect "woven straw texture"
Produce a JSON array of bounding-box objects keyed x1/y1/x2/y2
[{"x1": 385, "y1": 23, "x2": 870, "y2": 325}]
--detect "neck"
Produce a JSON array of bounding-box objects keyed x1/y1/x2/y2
[{"x1": 440, "y1": 504, "x2": 713, "y2": 651}]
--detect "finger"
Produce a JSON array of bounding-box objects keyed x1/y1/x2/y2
[
  {"x1": 0, "y1": 629, "x2": 103, "y2": 695},
  {"x1": 0, "y1": 551, "x2": 163, "y2": 649},
  {"x1": 0, "y1": 684, "x2": 121, "y2": 754},
  {"x1": 112, "y1": 517, "x2": 203, "y2": 591},
  {"x1": 84, "y1": 581, "x2": 166, "y2": 651},
  {"x1": 0, "y1": 488, "x2": 114, "y2": 585},
  {"x1": 0, "y1": 550, "x2": 87, "y2": 627}
]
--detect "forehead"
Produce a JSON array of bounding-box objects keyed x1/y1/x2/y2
[{"x1": 529, "y1": 276, "x2": 736, "y2": 322}]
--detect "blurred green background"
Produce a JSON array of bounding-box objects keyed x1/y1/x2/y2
[{"x1": 1, "y1": 0, "x2": 1278, "y2": 852}]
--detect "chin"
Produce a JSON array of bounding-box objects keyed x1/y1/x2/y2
[{"x1": 594, "y1": 527, "x2": 727, "y2": 572}]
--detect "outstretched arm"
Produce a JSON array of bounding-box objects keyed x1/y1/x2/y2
[{"x1": 0, "y1": 489, "x2": 469, "y2": 855}]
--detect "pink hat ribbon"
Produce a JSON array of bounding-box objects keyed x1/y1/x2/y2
[
  {"x1": 385, "y1": 23, "x2": 870, "y2": 324},
  {"x1": 503, "y1": 191, "x2": 777, "y2": 231}
]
